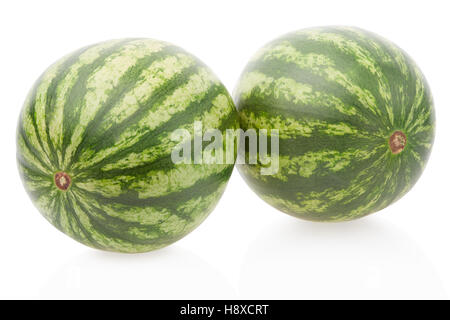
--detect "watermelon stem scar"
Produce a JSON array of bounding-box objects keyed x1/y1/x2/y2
[
  {"x1": 54, "y1": 172, "x2": 71, "y2": 191},
  {"x1": 389, "y1": 131, "x2": 407, "y2": 154}
]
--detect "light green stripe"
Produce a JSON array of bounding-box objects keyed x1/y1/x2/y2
[
  {"x1": 162, "y1": 182, "x2": 227, "y2": 235},
  {"x1": 262, "y1": 41, "x2": 333, "y2": 72},
  {"x1": 147, "y1": 181, "x2": 225, "y2": 237},
  {"x1": 305, "y1": 30, "x2": 394, "y2": 123},
  {"x1": 259, "y1": 41, "x2": 381, "y2": 117},
  {"x1": 340, "y1": 27, "x2": 394, "y2": 64},
  {"x1": 133, "y1": 67, "x2": 218, "y2": 130},
  {"x1": 176, "y1": 181, "x2": 226, "y2": 218},
  {"x1": 242, "y1": 147, "x2": 391, "y2": 219},
  {"x1": 96, "y1": 53, "x2": 195, "y2": 134},
  {"x1": 34, "y1": 188, "x2": 59, "y2": 221},
  {"x1": 408, "y1": 108, "x2": 432, "y2": 135},
  {"x1": 342, "y1": 154, "x2": 402, "y2": 219},
  {"x1": 74, "y1": 193, "x2": 172, "y2": 225},
  {"x1": 304, "y1": 149, "x2": 390, "y2": 204},
  {"x1": 48, "y1": 40, "x2": 125, "y2": 166},
  {"x1": 102, "y1": 93, "x2": 234, "y2": 171},
  {"x1": 237, "y1": 71, "x2": 358, "y2": 117},
  {"x1": 67, "y1": 193, "x2": 126, "y2": 250},
  {"x1": 242, "y1": 146, "x2": 382, "y2": 183},
  {"x1": 405, "y1": 67, "x2": 426, "y2": 130},
  {"x1": 305, "y1": 30, "x2": 382, "y2": 73},
  {"x1": 56, "y1": 193, "x2": 72, "y2": 237},
  {"x1": 21, "y1": 112, "x2": 53, "y2": 169},
  {"x1": 383, "y1": 41, "x2": 410, "y2": 123},
  {"x1": 239, "y1": 109, "x2": 370, "y2": 139},
  {"x1": 353, "y1": 27, "x2": 411, "y2": 121},
  {"x1": 73, "y1": 180, "x2": 226, "y2": 234},
  {"x1": 277, "y1": 147, "x2": 380, "y2": 179},
  {"x1": 20, "y1": 170, "x2": 52, "y2": 192},
  {"x1": 259, "y1": 194, "x2": 311, "y2": 215},
  {"x1": 17, "y1": 136, "x2": 52, "y2": 175},
  {"x1": 76, "y1": 161, "x2": 229, "y2": 199},
  {"x1": 68, "y1": 192, "x2": 165, "y2": 252},
  {"x1": 33, "y1": 55, "x2": 73, "y2": 164},
  {"x1": 64, "y1": 202, "x2": 91, "y2": 244},
  {"x1": 410, "y1": 149, "x2": 424, "y2": 167},
  {"x1": 75, "y1": 67, "x2": 219, "y2": 170},
  {"x1": 75, "y1": 174, "x2": 133, "y2": 198},
  {"x1": 62, "y1": 39, "x2": 167, "y2": 168}
]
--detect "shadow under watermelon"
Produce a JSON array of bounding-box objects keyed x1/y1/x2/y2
[
  {"x1": 40, "y1": 244, "x2": 235, "y2": 299},
  {"x1": 239, "y1": 216, "x2": 445, "y2": 299}
]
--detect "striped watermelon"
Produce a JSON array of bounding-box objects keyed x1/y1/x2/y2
[
  {"x1": 17, "y1": 39, "x2": 238, "y2": 252},
  {"x1": 234, "y1": 27, "x2": 435, "y2": 221}
]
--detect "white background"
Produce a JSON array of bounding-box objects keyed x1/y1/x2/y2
[{"x1": 0, "y1": 0, "x2": 449, "y2": 299}]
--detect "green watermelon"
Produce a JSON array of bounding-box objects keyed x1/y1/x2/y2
[
  {"x1": 17, "y1": 39, "x2": 238, "y2": 252},
  {"x1": 234, "y1": 26, "x2": 435, "y2": 221}
]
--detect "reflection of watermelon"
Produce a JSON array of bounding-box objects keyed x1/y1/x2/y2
[
  {"x1": 234, "y1": 27, "x2": 435, "y2": 221},
  {"x1": 17, "y1": 39, "x2": 238, "y2": 252}
]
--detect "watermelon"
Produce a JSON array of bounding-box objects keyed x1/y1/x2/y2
[
  {"x1": 17, "y1": 39, "x2": 238, "y2": 252},
  {"x1": 234, "y1": 27, "x2": 435, "y2": 221}
]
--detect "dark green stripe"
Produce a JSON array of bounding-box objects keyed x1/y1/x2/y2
[
  {"x1": 20, "y1": 75, "x2": 52, "y2": 167},
  {"x1": 74, "y1": 164, "x2": 232, "y2": 211},
  {"x1": 60, "y1": 39, "x2": 136, "y2": 165},
  {"x1": 335, "y1": 27, "x2": 416, "y2": 128},
  {"x1": 242, "y1": 69, "x2": 382, "y2": 133},
  {"x1": 52, "y1": 192, "x2": 63, "y2": 230},
  {"x1": 238, "y1": 91, "x2": 381, "y2": 135},
  {"x1": 72, "y1": 192, "x2": 181, "y2": 246},
  {"x1": 41, "y1": 43, "x2": 102, "y2": 168},
  {"x1": 241, "y1": 141, "x2": 430, "y2": 221},
  {"x1": 20, "y1": 183, "x2": 53, "y2": 207},
  {"x1": 16, "y1": 130, "x2": 53, "y2": 175},
  {"x1": 239, "y1": 147, "x2": 387, "y2": 200},
  {"x1": 64, "y1": 193, "x2": 103, "y2": 249},
  {"x1": 17, "y1": 162, "x2": 51, "y2": 186},
  {"x1": 78, "y1": 106, "x2": 236, "y2": 179},
  {"x1": 66, "y1": 46, "x2": 186, "y2": 168},
  {"x1": 75, "y1": 81, "x2": 227, "y2": 175},
  {"x1": 252, "y1": 44, "x2": 388, "y2": 129}
]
